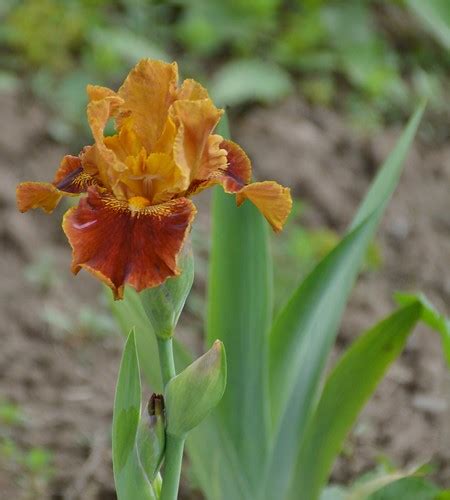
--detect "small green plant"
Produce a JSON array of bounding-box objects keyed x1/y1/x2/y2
[
  {"x1": 0, "y1": 399, "x2": 25, "y2": 427},
  {"x1": 0, "y1": 400, "x2": 54, "y2": 497}
]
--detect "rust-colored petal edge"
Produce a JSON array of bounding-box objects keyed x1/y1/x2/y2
[{"x1": 62, "y1": 187, "x2": 197, "y2": 299}]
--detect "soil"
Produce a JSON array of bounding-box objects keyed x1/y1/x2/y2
[{"x1": 0, "y1": 90, "x2": 449, "y2": 499}]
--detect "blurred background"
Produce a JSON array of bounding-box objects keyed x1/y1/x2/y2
[{"x1": 0, "y1": 0, "x2": 449, "y2": 498}]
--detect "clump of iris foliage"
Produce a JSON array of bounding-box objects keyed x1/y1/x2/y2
[
  {"x1": 12, "y1": 50, "x2": 450, "y2": 497},
  {"x1": 110, "y1": 103, "x2": 450, "y2": 499},
  {"x1": 2, "y1": 0, "x2": 449, "y2": 141}
]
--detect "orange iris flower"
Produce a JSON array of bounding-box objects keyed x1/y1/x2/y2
[{"x1": 17, "y1": 59, "x2": 292, "y2": 299}]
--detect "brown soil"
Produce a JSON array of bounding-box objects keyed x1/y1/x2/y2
[{"x1": 0, "y1": 90, "x2": 449, "y2": 499}]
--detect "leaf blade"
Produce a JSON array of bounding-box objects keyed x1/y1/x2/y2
[
  {"x1": 291, "y1": 302, "x2": 423, "y2": 500},
  {"x1": 406, "y1": 0, "x2": 450, "y2": 50},
  {"x1": 264, "y1": 103, "x2": 425, "y2": 500},
  {"x1": 206, "y1": 119, "x2": 273, "y2": 491},
  {"x1": 109, "y1": 289, "x2": 163, "y2": 391},
  {"x1": 112, "y1": 330, "x2": 156, "y2": 500},
  {"x1": 395, "y1": 291, "x2": 450, "y2": 368}
]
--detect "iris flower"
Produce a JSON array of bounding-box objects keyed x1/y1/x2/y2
[{"x1": 17, "y1": 60, "x2": 292, "y2": 299}]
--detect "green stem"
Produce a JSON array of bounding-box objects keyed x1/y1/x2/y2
[
  {"x1": 156, "y1": 336, "x2": 185, "y2": 500},
  {"x1": 157, "y1": 337, "x2": 176, "y2": 386},
  {"x1": 160, "y1": 434, "x2": 185, "y2": 500}
]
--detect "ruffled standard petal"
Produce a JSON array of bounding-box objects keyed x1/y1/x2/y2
[
  {"x1": 16, "y1": 155, "x2": 95, "y2": 213},
  {"x1": 62, "y1": 187, "x2": 196, "y2": 299},
  {"x1": 177, "y1": 79, "x2": 209, "y2": 101},
  {"x1": 84, "y1": 94, "x2": 126, "y2": 184},
  {"x1": 171, "y1": 99, "x2": 224, "y2": 181},
  {"x1": 86, "y1": 84, "x2": 118, "y2": 102},
  {"x1": 117, "y1": 59, "x2": 179, "y2": 152}
]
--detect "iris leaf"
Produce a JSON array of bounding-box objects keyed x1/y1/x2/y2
[
  {"x1": 264, "y1": 102, "x2": 425, "y2": 500},
  {"x1": 291, "y1": 302, "x2": 423, "y2": 499},
  {"x1": 395, "y1": 291, "x2": 450, "y2": 369},
  {"x1": 187, "y1": 418, "x2": 253, "y2": 500},
  {"x1": 110, "y1": 290, "x2": 163, "y2": 391},
  {"x1": 205, "y1": 116, "x2": 273, "y2": 493},
  {"x1": 112, "y1": 330, "x2": 156, "y2": 500},
  {"x1": 406, "y1": 0, "x2": 450, "y2": 50}
]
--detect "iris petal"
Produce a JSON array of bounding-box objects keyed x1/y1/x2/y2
[
  {"x1": 170, "y1": 99, "x2": 224, "y2": 181},
  {"x1": 187, "y1": 139, "x2": 291, "y2": 231},
  {"x1": 84, "y1": 95, "x2": 126, "y2": 186},
  {"x1": 62, "y1": 187, "x2": 196, "y2": 299},
  {"x1": 236, "y1": 181, "x2": 292, "y2": 232},
  {"x1": 117, "y1": 59, "x2": 179, "y2": 151},
  {"x1": 16, "y1": 155, "x2": 94, "y2": 213},
  {"x1": 177, "y1": 79, "x2": 209, "y2": 101}
]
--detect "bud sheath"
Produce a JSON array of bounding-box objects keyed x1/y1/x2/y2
[{"x1": 140, "y1": 242, "x2": 194, "y2": 339}]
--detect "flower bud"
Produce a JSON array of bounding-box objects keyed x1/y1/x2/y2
[
  {"x1": 136, "y1": 394, "x2": 166, "y2": 481},
  {"x1": 165, "y1": 341, "x2": 227, "y2": 437},
  {"x1": 139, "y1": 242, "x2": 194, "y2": 339}
]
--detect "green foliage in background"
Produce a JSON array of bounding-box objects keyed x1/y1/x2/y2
[
  {"x1": 110, "y1": 104, "x2": 450, "y2": 499},
  {"x1": 0, "y1": 399, "x2": 54, "y2": 497},
  {"x1": 322, "y1": 463, "x2": 450, "y2": 500},
  {"x1": 2, "y1": 0, "x2": 449, "y2": 142}
]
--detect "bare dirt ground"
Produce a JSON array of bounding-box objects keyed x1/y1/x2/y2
[{"x1": 0, "y1": 90, "x2": 449, "y2": 499}]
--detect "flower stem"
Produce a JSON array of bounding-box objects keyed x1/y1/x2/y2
[
  {"x1": 160, "y1": 433, "x2": 185, "y2": 500},
  {"x1": 156, "y1": 336, "x2": 185, "y2": 500},
  {"x1": 157, "y1": 337, "x2": 176, "y2": 386}
]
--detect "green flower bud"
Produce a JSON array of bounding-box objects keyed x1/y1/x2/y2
[
  {"x1": 140, "y1": 243, "x2": 194, "y2": 339},
  {"x1": 165, "y1": 341, "x2": 227, "y2": 437},
  {"x1": 136, "y1": 394, "x2": 166, "y2": 481}
]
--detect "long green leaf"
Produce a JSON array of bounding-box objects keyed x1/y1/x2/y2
[
  {"x1": 369, "y1": 476, "x2": 450, "y2": 499},
  {"x1": 112, "y1": 330, "x2": 155, "y2": 500},
  {"x1": 206, "y1": 120, "x2": 272, "y2": 490},
  {"x1": 264, "y1": 103, "x2": 425, "y2": 500},
  {"x1": 187, "y1": 418, "x2": 253, "y2": 500},
  {"x1": 110, "y1": 290, "x2": 163, "y2": 391},
  {"x1": 395, "y1": 292, "x2": 450, "y2": 368},
  {"x1": 291, "y1": 302, "x2": 422, "y2": 499},
  {"x1": 321, "y1": 469, "x2": 448, "y2": 500},
  {"x1": 406, "y1": 0, "x2": 450, "y2": 50}
]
